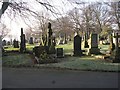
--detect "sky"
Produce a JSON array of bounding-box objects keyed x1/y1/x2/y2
[{"x1": 0, "y1": 0, "x2": 119, "y2": 41}]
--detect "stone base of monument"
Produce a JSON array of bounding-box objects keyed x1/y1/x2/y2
[
  {"x1": 88, "y1": 48, "x2": 100, "y2": 55},
  {"x1": 73, "y1": 51, "x2": 83, "y2": 56}
]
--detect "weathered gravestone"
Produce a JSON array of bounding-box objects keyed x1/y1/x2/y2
[
  {"x1": 29, "y1": 37, "x2": 33, "y2": 44},
  {"x1": 2, "y1": 40, "x2": 6, "y2": 46},
  {"x1": 7, "y1": 41, "x2": 11, "y2": 45},
  {"x1": 56, "y1": 48, "x2": 64, "y2": 58},
  {"x1": 13, "y1": 39, "x2": 19, "y2": 48},
  {"x1": 73, "y1": 34, "x2": 82, "y2": 56},
  {"x1": 88, "y1": 33, "x2": 100, "y2": 55},
  {"x1": 112, "y1": 33, "x2": 120, "y2": 63},
  {"x1": 20, "y1": 28, "x2": 26, "y2": 53}
]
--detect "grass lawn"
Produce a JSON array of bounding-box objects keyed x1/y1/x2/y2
[
  {"x1": 4, "y1": 43, "x2": 36, "y2": 51},
  {"x1": 2, "y1": 41, "x2": 119, "y2": 72},
  {"x1": 2, "y1": 53, "x2": 33, "y2": 66},
  {"x1": 35, "y1": 56, "x2": 120, "y2": 72},
  {"x1": 56, "y1": 41, "x2": 73, "y2": 54}
]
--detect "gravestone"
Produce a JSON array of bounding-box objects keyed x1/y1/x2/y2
[
  {"x1": 73, "y1": 34, "x2": 82, "y2": 56},
  {"x1": 13, "y1": 39, "x2": 19, "y2": 48},
  {"x1": 88, "y1": 33, "x2": 100, "y2": 55},
  {"x1": 20, "y1": 28, "x2": 26, "y2": 53},
  {"x1": 56, "y1": 48, "x2": 64, "y2": 58},
  {"x1": 113, "y1": 33, "x2": 120, "y2": 63},
  {"x1": 2, "y1": 40, "x2": 6, "y2": 46},
  {"x1": 7, "y1": 41, "x2": 11, "y2": 45},
  {"x1": 29, "y1": 37, "x2": 33, "y2": 44}
]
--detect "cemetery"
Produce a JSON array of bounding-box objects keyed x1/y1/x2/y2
[
  {"x1": 1, "y1": 23, "x2": 120, "y2": 72},
  {"x1": 0, "y1": 1, "x2": 120, "y2": 73}
]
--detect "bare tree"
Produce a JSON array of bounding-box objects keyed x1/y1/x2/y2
[
  {"x1": 105, "y1": 2, "x2": 120, "y2": 30},
  {"x1": 0, "y1": 22, "x2": 10, "y2": 39}
]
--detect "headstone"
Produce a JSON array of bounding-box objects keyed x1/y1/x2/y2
[
  {"x1": 20, "y1": 28, "x2": 26, "y2": 53},
  {"x1": 13, "y1": 39, "x2": 19, "y2": 48},
  {"x1": 88, "y1": 33, "x2": 100, "y2": 55},
  {"x1": 2, "y1": 40, "x2": 6, "y2": 46},
  {"x1": 29, "y1": 37, "x2": 33, "y2": 44},
  {"x1": 7, "y1": 41, "x2": 11, "y2": 45},
  {"x1": 56, "y1": 48, "x2": 64, "y2": 58},
  {"x1": 73, "y1": 34, "x2": 82, "y2": 56},
  {"x1": 113, "y1": 33, "x2": 120, "y2": 63}
]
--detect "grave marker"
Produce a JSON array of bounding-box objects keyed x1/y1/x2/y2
[
  {"x1": 56, "y1": 48, "x2": 64, "y2": 58},
  {"x1": 20, "y1": 28, "x2": 26, "y2": 53},
  {"x1": 73, "y1": 34, "x2": 82, "y2": 56},
  {"x1": 2, "y1": 40, "x2": 6, "y2": 46},
  {"x1": 29, "y1": 37, "x2": 33, "y2": 44},
  {"x1": 88, "y1": 33, "x2": 100, "y2": 55},
  {"x1": 13, "y1": 39, "x2": 19, "y2": 48}
]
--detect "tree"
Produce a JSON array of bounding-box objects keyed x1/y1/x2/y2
[
  {"x1": 105, "y1": 2, "x2": 120, "y2": 30},
  {"x1": 0, "y1": 22, "x2": 10, "y2": 39}
]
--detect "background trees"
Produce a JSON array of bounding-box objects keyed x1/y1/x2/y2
[{"x1": 0, "y1": 0, "x2": 119, "y2": 41}]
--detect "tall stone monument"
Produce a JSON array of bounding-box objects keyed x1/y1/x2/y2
[
  {"x1": 88, "y1": 33, "x2": 100, "y2": 55},
  {"x1": 48, "y1": 22, "x2": 53, "y2": 48},
  {"x1": 47, "y1": 22, "x2": 55, "y2": 54},
  {"x1": 20, "y1": 28, "x2": 26, "y2": 53},
  {"x1": 73, "y1": 34, "x2": 82, "y2": 56}
]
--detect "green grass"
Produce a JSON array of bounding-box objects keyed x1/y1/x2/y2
[
  {"x1": 35, "y1": 56, "x2": 120, "y2": 72},
  {"x1": 56, "y1": 41, "x2": 73, "y2": 54},
  {"x1": 4, "y1": 44, "x2": 36, "y2": 51},
  {"x1": 2, "y1": 54, "x2": 33, "y2": 65}
]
